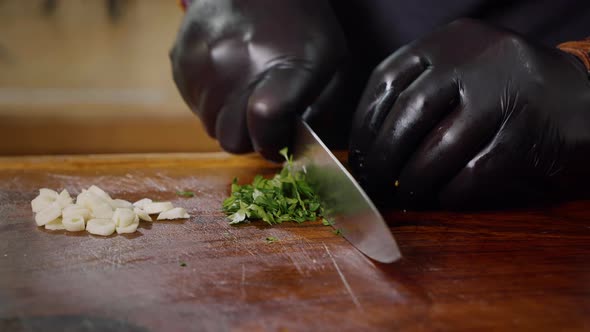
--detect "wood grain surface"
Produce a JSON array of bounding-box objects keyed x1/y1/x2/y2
[{"x1": 1, "y1": 153, "x2": 589, "y2": 332}]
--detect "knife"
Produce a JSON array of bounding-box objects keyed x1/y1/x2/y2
[{"x1": 292, "y1": 118, "x2": 402, "y2": 263}]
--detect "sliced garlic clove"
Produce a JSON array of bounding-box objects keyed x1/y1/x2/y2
[
  {"x1": 31, "y1": 195, "x2": 55, "y2": 213},
  {"x1": 116, "y1": 220, "x2": 139, "y2": 234},
  {"x1": 83, "y1": 192, "x2": 113, "y2": 219},
  {"x1": 143, "y1": 202, "x2": 174, "y2": 214},
  {"x1": 133, "y1": 198, "x2": 152, "y2": 209},
  {"x1": 111, "y1": 199, "x2": 133, "y2": 209},
  {"x1": 133, "y1": 207, "x2": 152, "y2": 222},
  {"x1": 62, "y1": 204, "x2": 91, "y2": 220},
  {"x1": 39, "y1": 188, "x2": 59, "y2": 199},
  {"x1": 56, "y1": 189, "x2": 73, "y2": 208},
  {"x1": 86, "y1": 218, "x2": 115, "y2": 236},
  {"x1": 35, "y1": 201, "x2": 63, "y2": 226},
  {"x1": 112, "y1": 208, "x2": 136, "y2": 227},
  {"x1": 157, "y1": 207, "x2": 190, "y2": 220},
  {"x1": 63, "y1": 216, "x2": 85, "y2": 232},
  {"x1": 75, "y1": 190, "x2": 89, "y2": 207},
  {"x1": 90, "y1": 202, "x2": 114, "y2": 219},
  {"x1": 76, "y1": 190, "x2": 105, "y2": 209},
  {"x1": 45, "y1": 218, "x2": 65, "y2": 230},
  {"x1": 88, "y1": 185, "x2": 112, "y2": 202}
]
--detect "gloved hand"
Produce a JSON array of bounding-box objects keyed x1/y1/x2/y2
[
  {"x1": 349, "y1": 19, "x2": 590, "y2": 209},
  {"x1": 170, "y1": 0, "x2": 347, "y2": 160}
]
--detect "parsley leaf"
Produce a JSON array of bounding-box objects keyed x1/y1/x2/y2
[
  {"x1": 222, "y1": 148, "x2": 324, "y2": 225},
  {"x1": 176, "y1": 190, "x2": 195, "y2": 198},
  {"x1": 265, "y1": 236, "x2": 279, "y2": 244}
]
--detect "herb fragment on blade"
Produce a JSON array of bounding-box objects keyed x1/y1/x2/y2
[{"x1": 222, "y1": 148, "x2": 324, "y2": 225}]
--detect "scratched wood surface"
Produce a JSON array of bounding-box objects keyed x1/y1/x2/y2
[{"x1": 0, "y1": 153, "x2": 589, "y2": 332}]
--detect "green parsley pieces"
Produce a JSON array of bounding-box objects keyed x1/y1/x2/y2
[
  {"x1": 176, "y1": 190, "x2": 196, "y2": 198},
  {"x1": 265, "y1": 236, "x2": 279, "y2": 244},
  {"x1": 180, "y1": 262, "x2": 187, "y2": 267},
  {"x1": 222, "y1": 148, "x2": 324, "y2": 225}
]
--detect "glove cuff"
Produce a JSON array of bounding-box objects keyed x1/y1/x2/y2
[{"x1": 558, "y1": 37, "x2": 590, "y2": 74}]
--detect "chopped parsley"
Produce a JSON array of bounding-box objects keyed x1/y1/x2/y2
[
  {"x1": 180, "y1": 262, "x2": 187, "y2": 267},
  {"x1": 322, "y1": 218, "x2": 334, "y2": 226},
  {"x1": 265, "y1": 236, "x2": 279, "y2": 244},
  {"x1": 222, "y1": 148, "x2": 324, "y2": 225},
  {"x1": 176, "y1": 190, "x2": 195, "y2": 198}
]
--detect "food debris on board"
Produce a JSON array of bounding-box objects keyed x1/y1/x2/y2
[
  {"x1": 176, "y1": 190, "x2": 195, "y2": 198},
  {"x1": 31, "y1": 186, "x2": 190, "y2": 236},
  {"x1": 265, "y1": 236, "x2": 279, "y2": 244}
]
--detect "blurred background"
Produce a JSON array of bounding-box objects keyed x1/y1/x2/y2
[{"x1": 0, "y1": 0, "x2": 220, "y2": 155}]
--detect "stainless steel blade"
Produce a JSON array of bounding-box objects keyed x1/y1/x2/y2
[{"x1": 292, "y1": 118, "x2": 401, "y2": 263}]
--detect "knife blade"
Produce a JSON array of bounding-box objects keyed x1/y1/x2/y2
[{"x1": 292, "y1": 118, "x2": 401, "y2": 263}]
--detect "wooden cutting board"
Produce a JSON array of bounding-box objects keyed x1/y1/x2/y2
[{"x1": 1, "y1": 153, "x2": 589, "y2": 332}]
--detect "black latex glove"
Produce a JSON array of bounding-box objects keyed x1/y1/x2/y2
[
  {"x1": 170, "y1": 0, "x2": 347, "y2": 160},
  {"x1": 349, "y1": 19, "x2": 590, "y2": 209}
]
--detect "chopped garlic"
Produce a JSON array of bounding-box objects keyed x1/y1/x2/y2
[
  {"x1": 62, "y1": 204, "x2": 91, "y2": 220},
  {"x1": 35, "y1": 201, "x2": 63, "y2": 226},
  {"x1": 134, "y1": 207, "x2": 152, "y2": 222},
  {"x1": 45, "y1": 218, "x2": 65, "y2": 230},
  {"x1": 31, "y1": 188, "x2": 59, "y2": 213},
  {"x1": 86, "y1": 218, "x2": 115, "y2": 236},
  {"x1": 133, "y1": 198, "x2": 152, "y2": 209},
  {"x1": 112, "y1": 208, "x2": 137, "y2": 227},
  {"x1": 116, "y1": 220, "x2": 139, "y2": 234},
  {"x1": 39, "y1": 188, "x2": 59, "y2": 199},
  {"x1": 157, "y1": 207, "x2": 190, "y2": 220},
  {"x1": 143, "y1": 202, "x2": 174, "y2": 214},
  {"x1": 31, "y1": 195, "x2": 55, "y2": 213},
  {"x1": 56, "y1": 189, "x2": 73, "y2": 208},
  {"x1": 111, "y1": 199, "x2": 133, "y2": 209},
  {"x1": 76, "y1": 190, "x2": 90, "y2": 207},
  {"x1": 88, "y1": 185, "x2": 112, "y2": 202},
  {"x1": 89, "y1": 202, "x2": 114, "y2": 219},
  {"x1": 32, "y1": 186, "x2": 190, "y2": 236},
  {"x1": 63, "y1": 216, "x2": 85, "y2": 232}
]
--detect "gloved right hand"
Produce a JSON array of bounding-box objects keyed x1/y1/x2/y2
[{"x1": 170, "y1": 0, "x2": 347, "y2": 160}]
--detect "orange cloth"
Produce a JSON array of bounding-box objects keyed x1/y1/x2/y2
[{"x1": 558, "y1": 38, "x2": 590, "y2": 73}]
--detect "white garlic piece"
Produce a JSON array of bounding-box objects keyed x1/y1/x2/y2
[
  {"x1": 63, "y1": 216, "x2": 85, "y2": 232},
  {"x1": 86, "y1": 218, "x2": 115, "y2": 236},
  {"x1": 116, "y1": 220, "x2": 139, "y2": 234},
  {"x1": 133, "y1": 198, "x2": 152, "y2": 209},
  {"x1": 62, "y1": 204, "x2": 91, "y2": 220},
  {"x1": 31, "y1": 188, "x2": 59, "y2": 213},
  {"x1": 88, "y1": 185, "x2": 112, "y2": 202},
  {"x1": 112, "y1": 208, "x2": 137, "y2": 227},
  {"x1": 157, "y1": 207, "x2": 190, "y2": 220},
  {"x1": 31, "y1": 195, "x2": 55, "y2": 213},
  {"x1": 56, "y1": 189, "x2": 73, "y2": 208},
  {"x1": 45, "y1": 218, "x2": 65, "y2": 230},
  {"x1": 35, "y1": 201, "x2": 63, "y2": 226},
  {"x1": 111, "y1": 199, "x2": 133, "y2": 209},
  {"x1": 133, "y1": 207, "x2": 152, "y2": 222},
  {"x1": 143, "y1": 202, "x2": 174, "y2": 214}
]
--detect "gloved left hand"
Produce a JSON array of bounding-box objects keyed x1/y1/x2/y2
[{"x1": 170, "y1": 0, "x2": 347, "y2": 161}]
